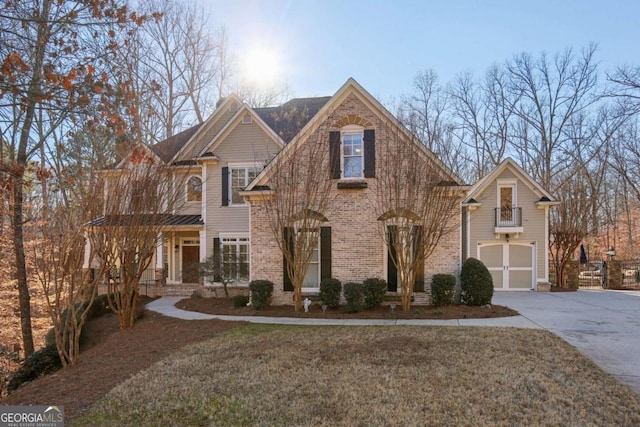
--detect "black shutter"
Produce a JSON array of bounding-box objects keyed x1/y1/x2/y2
[
  {"x1": 221, "y1": 167, "x2": 229, "y2": 206},
  {"x1": 387, "y1": 225, "x2": 398, "y2": 292},
  {"x1": 283, "y1": 227, "x2": 294, "y2": 291},
  {"x1": 363, "y1": 129, "x2": 376, "y2": 178},
  {"x1": 413, "y1": 226, "x2": 424, "y2": 292},
  {"x1": 329, "y1": 131, "x2": 341, "y2": 179},
  {"x1": 320, "y1": 227, "x2": 332, "y2": 280},
  {"x1": 213, "y1": 238, "x2": 221, "y2": 280}
]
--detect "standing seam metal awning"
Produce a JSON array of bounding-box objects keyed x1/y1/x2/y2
[{"x1": 86, "y1": 214, "x2": 203, "y2": 227}]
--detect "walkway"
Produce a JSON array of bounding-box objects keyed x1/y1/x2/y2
[{"x1": 146, "y1": 296, "x2": 540, "y2": 327}]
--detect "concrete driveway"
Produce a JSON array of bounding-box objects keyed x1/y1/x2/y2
[{"x1": 493, "y1": 290, "x2": 640, "y2": 395}]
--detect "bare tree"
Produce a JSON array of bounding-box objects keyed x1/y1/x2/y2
[
  {"x1": 89, "y1": 147, "x2": 189, "y2": 328},
  {"x1": 449, "y1": 67, "x2": 514, "y2": 181},
  {"x1": 400, "y1": 69, "x2": 468, "y2": 180},
  {"x1": 0, "y1": 0, "x2": 149, "y2": 356},
  {"x1": 549, "y1": 165, "x2": 595, "y2": 288},
  {"x1": 374, "y1": 129, "x2": 462, "y2": 311},
  {"x1": 256, "y1": 126, "x2": 335, "y2": 312},
  {"x1": 135, "y1": 0, "x2": 232, "y2": 143},
  {"x1": 505, "y1": 45, "x2": 599, "y2": 190},
  {"x1": 31, "y1": 172, "x2": 106, "y2": 366}
]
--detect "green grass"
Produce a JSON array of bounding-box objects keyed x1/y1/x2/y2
[{"x1": 72, "y1": 325, "x2": 640, "y2": 426}]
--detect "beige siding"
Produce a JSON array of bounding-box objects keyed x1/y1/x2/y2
[
  {"x1": 203, "y1": 121, "x2": 281, "y2": 262},
  {"x1": 468, "y1": 167, "x2": 547, "y2": 280},
  {"x1": 179, "y1": 102, "x2": 240, "y2": 161},
  {"x1": 173, "y1": 169, "x2": 203, "y2": 216}
]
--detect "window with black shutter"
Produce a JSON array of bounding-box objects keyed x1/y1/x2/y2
[{"x1": 329, "y1": 128, "x2": 375, "y2": 180}]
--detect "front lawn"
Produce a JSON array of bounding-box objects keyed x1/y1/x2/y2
[{"x1": 72, "y1": 325, "x2": 640, "y2": 426}]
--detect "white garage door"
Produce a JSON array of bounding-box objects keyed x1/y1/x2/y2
[{"x1": 477, "y1": 242, "x2": 534, "y2": 290}]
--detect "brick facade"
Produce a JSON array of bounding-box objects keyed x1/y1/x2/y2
[{"x1": 249, "y1": 92, "x2": 461, "y2": 305}]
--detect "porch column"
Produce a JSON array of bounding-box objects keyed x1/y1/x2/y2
[
  {"x1": 82, "y1": 232, "x2": 93, "y2": 285},
  {"x1": 155, "y1": 233, "x2": 166, "y2": 286},
  {"x1": 83, "y1": 232, "x2": 91, "y2": 269},
  {"x1": 199, "y1": 230, "x2": 206, "y2": 261}
]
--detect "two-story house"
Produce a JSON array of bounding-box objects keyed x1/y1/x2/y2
[{"x1": 89, "y1": 78, "x2": 557, "y2": 299}]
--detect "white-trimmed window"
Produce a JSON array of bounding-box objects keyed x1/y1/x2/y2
[
  {"x1": 299, "y1": 228, "x2": 321, "y2": 289},
  {"x1": 220, "y1": 235, "x2": 250, "y2": 282},
  {"x1": 230, "y1": 166, "x2": 259, "y2": 205},
  {"x1": 186, "y1": 176, "x2": 202, "y2": 202},
  {"x1": 342, "y1": 127, "x2": 364, "y2": 178}
]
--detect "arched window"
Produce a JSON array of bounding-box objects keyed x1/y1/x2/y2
[{"x1": 186, "y1": 176, "x2": 202, "y2": 202}]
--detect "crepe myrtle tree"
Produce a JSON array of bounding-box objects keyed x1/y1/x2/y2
[
  {"x1": 88, "y1": 146, "x2": 191, "y2": 328},
  {"x1": 374, "y1": 129, "x2": 463, "y2": 311},
  {"x1": 31, "y1": 171, "x2": 109, "y2": 366},
  {"x1": 256, "y1": 130, "x2": 335, "y2": 312}
]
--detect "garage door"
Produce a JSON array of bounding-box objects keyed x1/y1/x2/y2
[{"x1": 478, "y1": 242, "x2": 534, "y2": 289}]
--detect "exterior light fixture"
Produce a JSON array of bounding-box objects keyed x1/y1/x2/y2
[{"x1": 606, "y1": 247, "x2": 615, "y2": 259}]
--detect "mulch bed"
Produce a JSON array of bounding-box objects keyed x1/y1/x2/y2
[
  {"x1": 1, "y1": 311, "x2": 243, "y2": 421},
  {"x1": 176, "y1": 296, "x2": 519, "y2": 319},
  {"x1": 1, "y1": 296, "x2": 518, "y2": 422}
]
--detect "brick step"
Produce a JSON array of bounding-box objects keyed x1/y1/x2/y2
[{"x1": 163, "y1": 284, "x2": 199, "y2": 297}]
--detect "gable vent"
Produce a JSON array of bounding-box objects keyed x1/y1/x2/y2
[{"x1": 242, "y1": 114, "x2": 252, "y2": 124}]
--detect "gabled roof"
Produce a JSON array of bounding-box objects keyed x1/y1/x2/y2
[
  {"x1": 463, "y1": 157, "x2": 558, "y2": 204},
  {"x1": 254, "y1": 97, "x2": 332, "y2": 143},
  {"x1": 195, "y1": 104, "x2": 287, "y2": 158},
  {"x1": 150, "y1": 124, "x2": 204, "y2": 163},
  {"x1": 246, "y1": 77, "x2": 462, "y2": 191},
  {"x1": 146, "y1": 95, "x2": 331, "y2": 165},
  {"x1": 169, "y1": 94, "x2": 244, "y2": 164}
]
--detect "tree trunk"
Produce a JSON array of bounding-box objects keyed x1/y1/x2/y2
[
  {"x1": 12, "y1": 179, "x2": 34, "y2": 357},
  {"x1": 293, "y1": 283, "x2": 302, "y2": 312}
]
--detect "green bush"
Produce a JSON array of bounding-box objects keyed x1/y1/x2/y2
[
  {"x1": 232, "y1": 295, "x2": 250, "y2": 308},
  {"x1": 362, "y1": 278, "x2": 387, "y2": 309},
  {"x1": 249, "y1": 280, "x2": 274, "y2": 310},
  {"x1": 343, "y1": 282, "x2": 364, "y2": 313},
  {"x1": 319, "y1": 278, "x2": 342, "y2": 308},
  {"x1": 431, "y1": 274, "x2": 456, "y2": 306},
  {"x1": 7, "y1": 344, "x2": 62, "y2": 393},
  {"x1": 460, "y1": 258, "x2": 493, "y2": 306}
]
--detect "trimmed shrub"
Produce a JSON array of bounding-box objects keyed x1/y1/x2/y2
[
  {"x1": 232, "y1": 295, "x2": 250, "y2": 308},
  {"x1": 249, "y1": 280, "x2": 274, "y2": 310},
  {"x1": 460, "y1": 257, "x2": 494, "y2": 306},
  {"x1": 362, "y1": 278, "x2": 387, "y2": 309},
  {"x1": 343, "y1": 282, "x2": 364, "y2": 313},
  {"x1": 431, "y1": 274, "x2": 456, "y2": 306},
  {"x1": 7, "y1": 344, "x2": 62, "y2": 393},
  {"x1": 319, "y1": 278, "x2": 342, "y2": 308}
]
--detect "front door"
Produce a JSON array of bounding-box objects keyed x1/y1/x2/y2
[
  {"x1": 478, "y1": 242, "x2": 534, "y2": 289},
  {"x1": 182, "y1": 246, "x2": 200, "y2": 283}
]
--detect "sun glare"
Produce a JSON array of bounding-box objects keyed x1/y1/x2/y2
[{"x1": 241, "y1": 46, "x2": 282, "y2": 87}]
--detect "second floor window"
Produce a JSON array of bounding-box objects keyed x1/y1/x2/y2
[
  {"x1": 230, "y1": 167, "x2": 258, "y2": 205},
  {"x1": 342, "y1": 132, "x2": 363, "y2": 178},
  {"x1": 186, "y1": 176, "x2": 202, "y2": 202}
]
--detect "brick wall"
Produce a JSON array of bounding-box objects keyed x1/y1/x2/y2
[{"x1": 250, "y1": 93, "x2": 461, "y2": 305}]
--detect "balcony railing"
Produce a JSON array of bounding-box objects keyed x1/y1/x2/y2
[{"x1": 494, "y1": 207, "x2": 522, "y2": 228}]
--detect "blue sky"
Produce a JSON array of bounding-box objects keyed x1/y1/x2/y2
[{"x1": 204, "y1": 0, "x2": 640, "y2": 103}]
